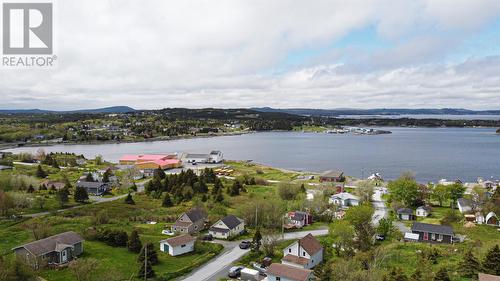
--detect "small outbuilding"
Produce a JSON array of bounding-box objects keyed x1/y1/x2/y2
[
  {"x1": 160, "y1": 234, "x2": 196, "y2": 256},
  {"x1": 416, "y1": 206, "x2": 432, "y2": 217},
  {"x1": 485, "y1": 212, "x2": 499, "y2": 226},
  {"x1": 397, "y1": 208, "x2": 415, "y2": 221}
]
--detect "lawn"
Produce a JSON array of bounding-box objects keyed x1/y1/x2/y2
[{"x1": 224, "y1": 161, "x2": 300, "y2": 182}]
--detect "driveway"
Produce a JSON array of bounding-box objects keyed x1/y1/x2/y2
[{"x1": 180, "y1": 229, "x2": 328, "y2": 281}]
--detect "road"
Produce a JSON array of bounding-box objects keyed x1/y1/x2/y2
[
  {"x1": 371, "y1": 189, "x2": 388, "y2": 225},
  {"x1": 21, "y1": 180, "x2": 149, "y2": 218},
  {"x1": 181, "y1": 229, "x2": 328, "y2": 281}
]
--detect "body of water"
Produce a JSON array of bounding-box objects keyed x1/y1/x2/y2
[
  {"x1": 337, "y1": 114, "x2": 500, "y2": 120},
  {"x1": 5, "y1": 127, "x2": 500, "y2": 182}
]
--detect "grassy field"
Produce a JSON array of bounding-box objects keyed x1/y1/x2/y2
[{"x1": 224, "y1": 161, "x2": 301, "y2": 182}]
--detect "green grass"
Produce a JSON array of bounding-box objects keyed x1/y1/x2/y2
[{"x1": 224, "y1": 161, "x2": 300, "y2": 182}]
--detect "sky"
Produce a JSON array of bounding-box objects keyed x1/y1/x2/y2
[{"x1": 2, "y1": 0, "x2": 500, "y2": 110}]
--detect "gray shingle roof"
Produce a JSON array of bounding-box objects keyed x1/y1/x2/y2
[
  {"x1": 397, "y1": 208, "x2": 414, "y2": 215},
  {"x1": 13, "y1": 231, "x2": 83, "y2": 256},
  {"x1": 411, "y1": 222, "x2": 454, "y2": 236},
  {"x1": 76, "y1": 181, "x2": 108, "y2": 189},
  {"x1": 185, "y1": 209, "x2": 206, "y2": 222},
  {"x1": 221, "y1": 215, "x2": 242, "y2": 229}
]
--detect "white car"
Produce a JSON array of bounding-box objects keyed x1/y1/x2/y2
[{"x1": 162, "y1": 229, "x2": 175, "y2": 236}]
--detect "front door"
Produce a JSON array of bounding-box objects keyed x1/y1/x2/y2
[
  {"x1": 423, "y1": 232, "x2": 429, "y2": 241},
  {"x1": 163, "y1": 244, "x2": 169, "y2": 253},
  {"x1": 61, "y1": 250, "x2": 68, "y2": 263}
]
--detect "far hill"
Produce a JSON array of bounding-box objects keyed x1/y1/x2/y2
[
  {"x1": 0, "y1": 106, "x2": 136, "y2": 114},
  {"x1": 252, "y1": 107, "x2": 500, "y2": 117}
]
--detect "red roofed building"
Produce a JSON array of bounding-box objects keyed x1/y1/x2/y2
[{"x1": 119, "y1": 154, "x2": 181, "y2": 170}]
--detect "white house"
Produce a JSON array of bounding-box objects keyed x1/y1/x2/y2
[
  {"x1": 209, "y1": 215, "x2": 245, "y2": 239},
  {"x1": 282, "y1": 233, "x2": 323, "y2": 269},
  {"x1": 416, "y1": 206, "x2": 432, "y2": 217},
  {"x1": 159, "y1": 235, "x2": 196, "y2": 256},
  {"x1": 209, "y1": 151, "x2": 223, "y2": 163},
  {"x1": 329, "y1": 192, "x2": 359, "y2": 207},
  {"x1": 265, "y1": 263, "x2": 314, "y2": 281},
  {"x1": 475, "y1": 212, "x2": 485, "y2": 224}
]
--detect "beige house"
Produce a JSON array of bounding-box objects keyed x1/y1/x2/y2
[
  {"x1": 171, "y1": 209, "x2": 207, "y2": 234},
  {"x1": 209, "y1": 215, "x2": 245, "y2": 239}
]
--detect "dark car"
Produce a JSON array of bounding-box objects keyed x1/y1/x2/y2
[
  {"x1": 228, "y1": 266, "x2": 244, "y2": 278},
  {"x1": 239, "y1": 241, "x2": 252, "y2": 249},
  {"x1": 202, "y1": 234, "x2": 213, "y2": 241},
  {"x1": 375, "y1": 234, "x2": 385, "y2": 241}
]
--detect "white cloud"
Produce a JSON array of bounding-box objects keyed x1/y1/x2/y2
[{"x1": 1, "y1": 0, "x2": 500, "y2": 109}]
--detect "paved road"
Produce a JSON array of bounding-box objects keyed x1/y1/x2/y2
[
  {"x1": 21, "y1": 180, "x2": 149, "y2": 218},
  {"x1": 372, "y1": 189, "x2": 388, "y2": 225},
  {"x1": 181, "y1": 229, "x2": 328, "y2": 281}
]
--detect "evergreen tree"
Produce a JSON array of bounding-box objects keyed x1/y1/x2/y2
[
  {"x1": 102, "y1": 169, "x2": 111, "y2": 183},
  {"x1": 201, "y1": 194, "x2": 208, "y2": 202},
  {"x1": 300, "y1": 183, "x2": 306, "y2": 193},
  {"x1": 229, "y1": 181, "x2": 241, "y2": 196},
  {"x1": 36, "y1": 165, "x2": 47, "y2": 178},
  {"x1": 128, "y1": 230, "x2": 142, "y2": 253},
  {"x1": 85, "y1": 173, "x2": 95, "y2": 182},
  {"x1": 483, "y1": 244, "x2": 500, "y2": 275},
  {"x1": 162, "y1": 193, "x2": 173, "y2": 207},
  {"x1": 313, "y1": 263, "x2": 332, "y2": 281},
  {"x1": 124, "y1": 193, "x2": 135, "y2": 205},
  {"x1": 434, "y1": 268, "x2": 450, "y2": 281},
  {"x1": 74, "y1": 186, "x2": 89, "y2": 203},
  {"x1": 214, "y1": 189, "x2": 224, "y2": 202},
  {"x1": 458, "y1": 250, "x2": 481, "y2": 278},
  {"x1": 153, "y1": 168, "x2": 166, "y2": 180},
  {"x1": 130, "y1": 182, "x2": 138, "y2": 192},
  {"x1": 57, "y1": 189, "x2": 69, "y2": 207},
  {"x1": 51, "y1": 159, "x2": 59, "y2": 169},
  {"x1": 137, "y1": 243, "x2": 158, "y2": 265},
  {"x1": 138, "y1": 260, "x2": 155, "y2": 279},
  {"x1": 212, "y1": 178, "x2": 223, "y2": 195},
  {"x1": 252, "y1": 228, "x2": 262, "y2": 252}
]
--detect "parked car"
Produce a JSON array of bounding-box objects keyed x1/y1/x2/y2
[
  {"x1": 375, "y1": 234, "x2": 385, "y2": 241},
  {"x1": 161, "y1": 229, "x2": 175, "y2": 236},
  {"x1": 228, "y1": 266, "x2": 244, "y2": 278},
  {"x1": 202, "y1": 234, "x2": 214, "y2": 241},
  {"x1": 239, "y1": 241, "x2": 251, "y2": 249}
]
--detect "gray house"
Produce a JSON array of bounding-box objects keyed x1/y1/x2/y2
[
  {"x1": 12, "y1": 231, "x2": 84, "y2": 269},
  {"x1": 76, "y1": 181, "x2": 109, "y2": 196},
  {"x1": 171, "y1": 209, "x2": 207, "y2": 234},
  {"x1": 411, "y1": 222, "x2": 454, "y2": 244}
]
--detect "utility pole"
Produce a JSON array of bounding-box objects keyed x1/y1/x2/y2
[
  {"x1": 281, "y1": 216, "x2": 284, "y2": 240},
  {"x1": 255, "y1": 205, "x2": 258, "y2": 228},
  {"x1": 144, "y1": 245, "x2": 147, "y2": 281}
]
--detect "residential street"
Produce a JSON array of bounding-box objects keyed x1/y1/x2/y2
[
  {"x1": 181, "y1": 229, "x2": 328, "y2": 281},
  {"x1": 372, "y1": 189, "x2": 388, "y2": 225}
]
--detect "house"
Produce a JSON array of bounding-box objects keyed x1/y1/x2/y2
[
  {"x1": 319, "y1": 170, "x2": 344, "y2": 182},
  {"x1": 171, "y1": 209, "x2": 207, "y2": 234},
  {"x1": 12, "y1": 231, "x2": 84, "y2": 269},
  {"x1": 485, "y1": 212, "x2": 499, "y2": 226},
  {"x1": 286, "y1": 211, "x2": 313, "y2": 228},
  {"x1": 457, "y1": 198, "x2": 473, "y2": 213},
  {"x1": 265, "y1": 263, "x2": 314, "y2": 281},
  {"x1": 159, "y1": 234, "x2": 196, "y2": 256},
  {"x1": 397, "y1": 208, "x2": 415, "y2": 221},
  {"x1": 0, "y1": 165, "x2": 13, "y2": 171},
  {"x1": 282, "y1": 233, "x2": 323, "y2": 269},
  {"x1": 416, "y1": 206, "x2": 432, "y2": 217},
  {"x1": 329, "y1": 192, "x2": 359, "y2": 207},
  {"x1": 209, "y1": 215, "x2": 245, "y2": 239},
  {"x1": 411, "y1": 222, "x2": 454, "y2": 244},
  {"x1": 479, "y1": 273, "x2": 500, "y2": 281},
  {"x1": 119, "y1": 154, "x2": 181, "y2": 170},
  {"x1": 75, "y1": 181, "x2": 109, "y2": 196},
  {"x1": 209, "y1": 151, "x2": 224, "y2": 163}
]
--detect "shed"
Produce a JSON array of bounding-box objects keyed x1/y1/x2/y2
[{"x1": 160, "y1": 235, "x2": 196, "y2": 256}]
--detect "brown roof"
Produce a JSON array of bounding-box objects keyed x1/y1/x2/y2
[
  {"x1": 298, "y1": 233, "x2": 322, "y2": 255},
  {"x1": 282, "y1": 254, "x2": 310, "y2": 265},
  {"x1": 162, "y1": 235, "x2": 196, "y2": 247},
  {"x1": 13, "y1": 231, "x2": 83, "y2": 256},
  {"x1": 266, "y1": 263, "x2": 312, "y2": 281},
  {"x1": 172, "y1": 221, "x2": 193, "y2": 228},
  {"x1": 479, "y1": 274, "x2": 500, "y2": 281}
]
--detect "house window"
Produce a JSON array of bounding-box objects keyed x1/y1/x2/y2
[
  {"x1": 303, "y1": 251, "x2": 306, "y2": 256},
  {"x1": 276, "y1": 277, "x2": 281, "y2": 281},
  {"x1": 181, "y1": 244, "x2": 186, "y2": 248},
  {"x1": 431, "y1": 233, "x2": 435, "y2": 240},
  {"x1": 289, "y1": 249, "x2": 291, "y2": 253}
]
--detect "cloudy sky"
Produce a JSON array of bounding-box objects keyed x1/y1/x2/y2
[{"x1": 2, "y1": 0, "x2": 500, "y2": 110}]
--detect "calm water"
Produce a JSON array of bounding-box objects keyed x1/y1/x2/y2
[
  {"x1": 5, "y1": 127, "x2": 500, "y2": 182},
  {"x1": 337, "y1": 114, "x2": 500, "y2": 120}
]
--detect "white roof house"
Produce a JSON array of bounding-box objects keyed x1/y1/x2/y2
[
  {"x1": 329, "y1": 192, "x2": 359, "y2": 207},
  {"x1": 160, "y1": 235, "x2": 196, "y2": 256}
]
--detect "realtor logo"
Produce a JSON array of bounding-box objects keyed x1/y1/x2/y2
[{"x1": 2, "y1": 3, "x2": 53, "y2": 55}]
